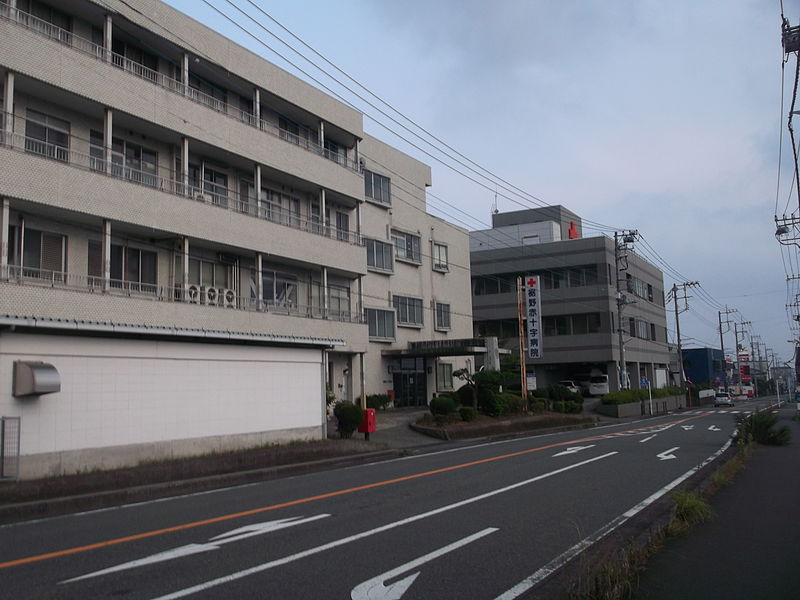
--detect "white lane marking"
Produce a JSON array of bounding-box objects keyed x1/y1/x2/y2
[
  {"x1": 62, "y1": 515, "x2": 330, "y2": 583},
  {"x1": 681, "y1": 425, "x2": 694, "y2": 431},
  {"x1": 149, "y1": 452, "x2": 619, "y2": 600},
  {"x1": 708, "y1": 425, "x2": 721, "y2": 432},
  {"x1": 350, "y1": 528, "x2": 498, "y2": 600},
  {"x1": 731, "y1": 411, "x2": 741, "y2": 414},
  {"x1": 639, "y1": 435, "x2": 657, "y2": 443},
  {"x1": 495, "y1": 439, "x2": 733, "y2": 599},
  {"x1": 718, "y1": 410, "x2": 729, "y2": 414},
  {"x1": 552, "y1": 445, "x2": 596, "y2": 457},
  {"x1": 656, "y1": 447, "x2": 679, "y2": 461}
]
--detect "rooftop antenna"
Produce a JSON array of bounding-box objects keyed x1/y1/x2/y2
[{"x1": 491, "y1": 187, "x2": 499, "y2": 215}]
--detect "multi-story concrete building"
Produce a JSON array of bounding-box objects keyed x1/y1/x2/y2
[
  {"x1": 0, "y1": 0, "x2": 472, "y2": 478},
  {"x1": 471, "y1": 207, "x2": 671, "y2": 393}
]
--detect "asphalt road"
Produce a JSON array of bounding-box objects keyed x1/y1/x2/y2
[{"x1": 0, "y1": 399, "x2": 773, "y2": 599}]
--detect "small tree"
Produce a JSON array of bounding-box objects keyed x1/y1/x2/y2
[{"x1": 452, "y1": 368, "x2": 477, "y2": 409}]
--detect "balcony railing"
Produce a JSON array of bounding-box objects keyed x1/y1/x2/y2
[
  {"x1": 2, "y1": 126, "x2": 363, "y2": 246},
  {"x1": 1, "y1": 265, "x2": 365, "y2": 324},
  {"x1": 0, "y1": 4, "x2": 361, "y2": 172}
]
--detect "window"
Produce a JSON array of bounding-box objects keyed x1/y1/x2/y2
[
  {"x1": 629, "y1": 317, "x2": 636, "y2": 337},
  {"x1": 25, "y1": 109, "x2": 69, "y2": 161},
  {"x1": 637, "y1": 320, "x2": 649, "y2": 339},
  {"x1": 17, "y1": 0, "x2": 71, "y2": 33},
  {"x1": 188, "y1": 73, "x2": 227, "y2": 109},
  {"x1": 262, "y1": 189, "x2": 300, "y2": 227},
  {"x1": 203, "y1": 167, "x2": 228, "y2": 206},
  {"x1": 21, "y1": 228, "x2": 66, "y2": 279},
  {"x1": 437, "y1": 362, "x2": 454, "y2": 391},
  {"x1": 393, "y1": 295, "x2": 424, "y2": 326},
  {"x1": 433, "y1": 243, "x2": 449, "y2": 271},
  {"x1": 324, "y1": 139, "x2": 346, "y2": 165},
  {"x1": 89, "y1": 240, "x2": 157, "y2": 291},
  {"x1": 328, "y1": 284, "x2": 351, "y2": 318},
  {"x1": 391, "y1": 230, "x2": 421, "y2": 263},
  {"x1": 262, "y1": 270, "x2": 297, "y2": 308},
  {"x1": 365, "y1": 238, "x2": 393, "y2": 272},
  {"x1": 111, "y1": 38, "x2": 158, "y2": 80},
  {"x1": 188, "y1": 257, "x2": 232, "y2": 289},
  {"x1": 364, "y1": 169, "x2": 391, "y2": 204},
  {"x1": 542, "y1": 313, "x2": 602, "y2": 337},
  {"x1": 92, "y1": 132, "x2": 158, "y2": 186},
  {"x1": 435, "y1": 302, "x2": 451, "y2": 331},
  {"x1": 278, "y1": 116, "x2": 301, "y2": 145},
  {"x1": 335, "y1": 211, "x2": 350, "y2": 242},
  {"x1": 366, "y1": 308, "x2": 395, "y2": 340},
  {"x1": 650, "y1": 323, "x2": 657, "y2": 341}
]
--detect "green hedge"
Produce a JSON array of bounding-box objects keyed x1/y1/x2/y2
[
  {"x1": 602, "y1": 386, "x2": 683, "y2": 405},
  {"x1": 366, "y1": 394, "x2": 391, "y2": 410}
]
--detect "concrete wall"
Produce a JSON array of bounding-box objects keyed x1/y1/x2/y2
[{"x1": 0, "y1": 332, "x2": 325, "y2": 478}]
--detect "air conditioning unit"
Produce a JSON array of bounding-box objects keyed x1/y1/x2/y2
[
  {"x1": 204, "y1": 286, "x2": 220, "y2": 306},
  {"x1": 222, "y1": 288, "x2": 236, "y2": 308},
  {"x1": 186, "y1": 284, "x2": 201, "y2": 304},
  {"x1": 194, "y1": 192, "x2": 206, "y2": 202}
]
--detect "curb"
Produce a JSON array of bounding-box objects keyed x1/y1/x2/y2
[{"x1": 0, "y1": 449, "x2": 405, "y2": 525}]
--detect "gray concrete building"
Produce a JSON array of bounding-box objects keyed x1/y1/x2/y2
[
  {"x1": 0, "y1": 0, "x2": 473, "y2": 478},
  {"x1": 471, "y1": 207, "x2": 671, "y2": 393}
]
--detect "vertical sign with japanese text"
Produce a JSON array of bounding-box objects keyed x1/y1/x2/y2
[{"x1": 525, "y1": 275, "x2": 542, "y2": 359}]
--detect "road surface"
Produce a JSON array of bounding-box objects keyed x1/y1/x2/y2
[{"x1": 0, "y1": 399, "x2": 772, "y2": 599}]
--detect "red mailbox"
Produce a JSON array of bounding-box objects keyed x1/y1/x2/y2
[{"x1": 358, "y1": 408, "x2": 376, "y2": 434}]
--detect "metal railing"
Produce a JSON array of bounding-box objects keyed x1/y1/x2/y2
[
  {"x1": 2, "y1": 125, "x2": 363, "y2": 246},
  {"x1": 1, "y1": 265, "x2": 366, "y2": 324},
  {"x1": 0, "y1": 4, "x2": 360, "y2": 172}
]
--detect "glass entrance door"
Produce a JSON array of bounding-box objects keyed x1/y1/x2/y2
[{"x1": 392, "y1": 358, "x2": 427, "y2": 407}]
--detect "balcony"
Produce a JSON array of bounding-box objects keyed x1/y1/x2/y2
[
  {"x1": 0, "y1": 4, "x2": 361, "y2": 172},
  {"x1": 0, "y1": 127, "x2": 363, "y2": 247},
  {"x1": 0, "y1": 265, "x2": 366, "y2": 325}
]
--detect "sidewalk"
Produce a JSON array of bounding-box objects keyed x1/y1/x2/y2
[
  {"x1": 327, "y1": 407, "x2": 439, "y2": 449},
  {"x1": 634, "y1": 404, "x2": 800, "y2": 599}
]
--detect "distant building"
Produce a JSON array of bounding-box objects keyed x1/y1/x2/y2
[
  {"x1": 681, "y1": 348, "x2": 725, "y2": 387},
  {"x1": 471, "y1": 207, "x2": 671, "y2": 392}
]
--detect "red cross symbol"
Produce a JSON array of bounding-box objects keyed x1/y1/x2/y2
[{"x1": 527, "y1": 278, "x2": 537, "y2": 287}]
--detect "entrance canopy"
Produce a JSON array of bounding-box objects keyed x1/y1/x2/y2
[{"x1": 381, "y1": 338, "x2": 511, "y2": 358}]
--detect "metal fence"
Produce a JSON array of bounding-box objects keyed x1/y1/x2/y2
[{"x1": 1, "y1": 417, "x2": 21, "y2": 480}]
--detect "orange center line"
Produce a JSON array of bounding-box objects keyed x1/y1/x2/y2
[{"x1": 0, "y1": 413, "x2": 707, "y2": 570}]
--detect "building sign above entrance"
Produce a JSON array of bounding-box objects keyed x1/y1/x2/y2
[{"x1": 525, "y1": 275, "x2": 543, "y2": 359}]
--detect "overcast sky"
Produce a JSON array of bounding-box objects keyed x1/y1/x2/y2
[{"x1": 166, "y1": 0, "x2": 799, "y2": 366}]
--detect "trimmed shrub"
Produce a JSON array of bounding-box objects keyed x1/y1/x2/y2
[
  {"x1": 430, "y1": 395, "x2": 457, "y2": 416},
  {"x1": 333, "y1": 402, "x2": 363, "y2": 439},
  {"x1": 366, "y1": 394, "x2": 391, "y2": 410},
  {"x1": 473, "y1": 369, "x2": 504, "y2": 391},
  {"x1": 478, "y1": 388, "x2": 507, "y2": 417},
  {"x1": 501, "y1": 392, "x2": 526, "y2": 414},
  {"x1": 455, "y1": 384, "x2": 476, "y2": 408},
  {"x1": 459, "y1": 406, "x2": 477, "y2": 422}
]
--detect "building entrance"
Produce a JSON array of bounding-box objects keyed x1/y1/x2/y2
[{"x1": 391, "y1": 357, "x2": 427, "y2": 407}]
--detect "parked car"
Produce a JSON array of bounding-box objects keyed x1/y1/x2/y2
[
  {"x1": 558, "y1": 380, "x2": 580, "y2": 394},
  {"x1": 714, "y1": 392, "x2": 734, "y2": 407},
  {"x1": 588, "y1": 374, "x2": 610, "y2": 396}
]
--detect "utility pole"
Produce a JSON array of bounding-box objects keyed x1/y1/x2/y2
[
  {"x1": 614, "y1": 230, "x2": 638, "y2": 390},
  {"x1": 718, "y1": 306, "x2": 737, "y2": 390},
  {"x1": 671, "y1": 281, "x2": 699, "y2": 392},
  {"x1": 733, "y1": 320, "x2": 751, "y2": 393}
]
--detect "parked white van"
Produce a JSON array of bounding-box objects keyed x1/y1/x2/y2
[{"x1": 589, "y1": 374, "x2": 610, "y2": 396}]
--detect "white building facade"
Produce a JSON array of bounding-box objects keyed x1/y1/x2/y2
[{"x1": 0, "y1": 0, "x2": 472, "y2": 478}]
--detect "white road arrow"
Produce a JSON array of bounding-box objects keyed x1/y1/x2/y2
[
  {"x1": 552, "y1": 445, "x2": 596, "y2": 457},
  {"x1": 351, "y1": 528, "x2": 498, "y2": 600},
  {"x1": 708, "y1": 425, "x2": 721, "y2": 432},
  {"x1": 657, "y1": 447, "x2": 680, "y2": 461},
  {"x1": 681, "y1": 425, "x2": 694, "y2": 431},
  {"x1": 62, "y1": 514, "x2": 330, "y2": 583}
]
